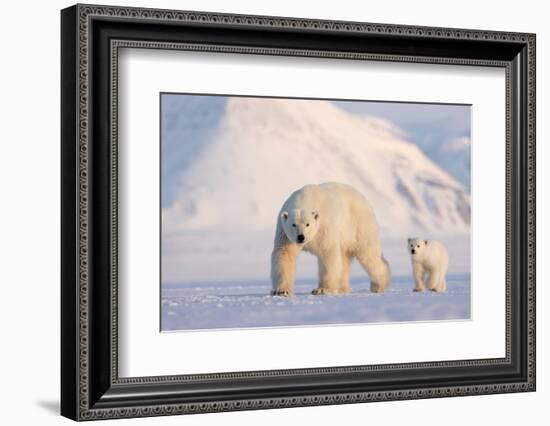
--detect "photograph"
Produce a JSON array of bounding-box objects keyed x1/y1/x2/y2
[
  {"x1": 58, "y1": 3, "x2": 536, "y2": 420},
  {"x1": 160, "y1": 94, "x2": 472, "y2": 331}
]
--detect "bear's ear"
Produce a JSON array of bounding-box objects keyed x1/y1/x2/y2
[
  {"x1": 312, "y1": 211, "x2": 319, "y2": 221},
  {"x1": 407, "y1": 238, "x2": 412, "y2": 244},
  {"x1": 280, "y1": 211, "x2": 289, "y2": 222}
]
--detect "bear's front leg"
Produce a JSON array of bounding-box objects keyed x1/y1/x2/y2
[
  {"x1": 338, "y1": 253, "x2": 352, "y2": 295},
  {"x1": 271, "y1": 244, "x2": 300, "y2": 297},
  {"x1": 413, "y1": 263, "x2": 425, "y2": 292},
  {"x1": 312, "y1": 250, "x2": 342, "y2": 295}
]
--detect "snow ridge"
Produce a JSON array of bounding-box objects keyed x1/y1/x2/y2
[{"x1": 162, "y1": 96, "x2": 470, "y2": 237}]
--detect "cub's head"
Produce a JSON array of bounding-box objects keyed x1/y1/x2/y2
[
  {"x1": 280, "y1": 209, "x2": 320, "y2": 244},
  {"x1": 408, "y1": 238, "x2": 429, "y2": 259}
]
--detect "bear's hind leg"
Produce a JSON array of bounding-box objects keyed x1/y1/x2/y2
[
  {"x1": 357, "y1": 251, "x2": 390, "y2": 293},
  {"x1": 312, "y1": 249, "x2": 342, "y2": 295}
]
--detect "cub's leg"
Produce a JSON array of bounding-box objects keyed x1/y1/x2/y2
[
  {"x1": 413, "y1": 263, "x2": 426, "y2": 292},
  {"x1": 427, "y1": 270, "x2": 445, "y2": 292}
]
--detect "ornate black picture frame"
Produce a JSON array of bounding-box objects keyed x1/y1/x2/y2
[{"x1": 61, "y1": 3, "x2": 536, "y2": 421}]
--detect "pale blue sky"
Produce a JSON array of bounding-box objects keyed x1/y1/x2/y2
[{"x1": 333, "y1": 100, "x2": 470, "y2": 143}]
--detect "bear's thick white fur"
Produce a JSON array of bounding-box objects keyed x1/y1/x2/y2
[
  {"x1": 407, "y1": 238, "x2": 449, "y2": 292},
  {"x1": 271, "y1": 182, "x2": 390, "y2": 296}
]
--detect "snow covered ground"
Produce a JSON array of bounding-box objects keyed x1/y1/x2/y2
[
  {"x1": 161, "y1": 231, "x2": 471, "y2": 332},
  {"x1": 161, "y1": 274, "x2": 470, "y2": 331}
]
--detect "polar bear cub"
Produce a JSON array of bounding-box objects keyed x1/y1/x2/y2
[
  {"x1": 407, "y1": 238, "x2": 448, "y2": 292},
  {"x1": 271, "y1": 182, "x2": 390, "y2": 296}
]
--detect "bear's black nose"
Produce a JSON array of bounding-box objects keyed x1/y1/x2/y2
[
  {"x1": 297, "y1": 234, "x2": 305, "y2": 243},
  {"x1": 411, "y1": 249, "x2": 416, "y2": 254}
]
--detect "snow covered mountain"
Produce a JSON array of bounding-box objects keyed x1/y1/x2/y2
[
  {"x1": 161, "y1": 96, "x2": 470, "y2": 237},
  {"x1": 334, "y1": 100, "x2": 471, "y2": 188},
  {"x1": 425, "y1": 136, "x2": 471, "y2": 190}
]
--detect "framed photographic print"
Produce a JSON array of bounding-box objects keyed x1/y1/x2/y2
[{"x1": 61, "y1": 3, "x2": 536, "y2": 421}]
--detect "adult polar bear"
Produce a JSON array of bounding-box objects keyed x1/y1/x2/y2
[{"x1": 271, "y1": 182, "x2": 390, "y2": 296}]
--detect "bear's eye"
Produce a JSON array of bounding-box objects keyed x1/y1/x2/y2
[
  {"x1": 417, "y1": 245, "x2": 420, "y2": 248},
  {"x1": 292, "y1": 224, "x2": 296, "y2": 227},
  {"x1": 306, "y1": 223, "x2": 310, "y2": 227}
]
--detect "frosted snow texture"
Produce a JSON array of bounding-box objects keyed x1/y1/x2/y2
[{"x1": 162, "y1": 275, "x2": 470, "y2": 331}]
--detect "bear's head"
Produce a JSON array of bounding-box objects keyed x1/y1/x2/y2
[
  {"x1": 280, "y1": 209, "x2": 320, "y2": 244},
  {"x1": 407, "y1": 238, "x2": 429, "y2": 259}
]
